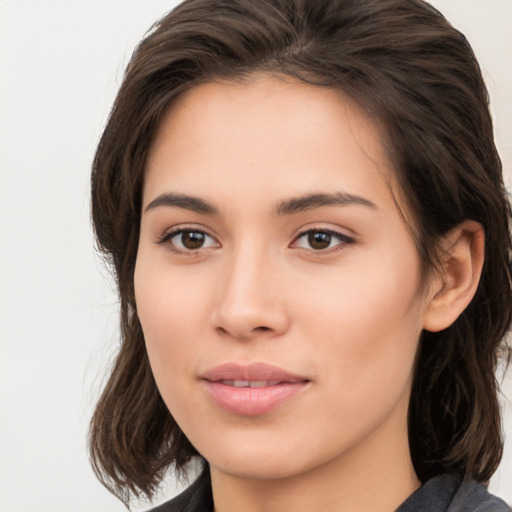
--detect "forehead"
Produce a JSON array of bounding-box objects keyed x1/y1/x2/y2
[{"x1": 144, "y1": 74, "x2": 398, "y2": 214}]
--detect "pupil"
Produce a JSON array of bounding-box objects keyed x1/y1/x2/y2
[
  {"x1": 308, "y1": 232, "x2": 331, "y2": 250},
  {"x1": 182, "y1": 231, "x2": 205, "y2": 249}
]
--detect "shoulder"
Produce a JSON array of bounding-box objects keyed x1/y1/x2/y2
[
  {"x1": 148, "y1": 471, "x2": 509, "y2": 512},
  {"x1": 396, "y1": 473, "x2": 510, "y2": 512},
  {"x1": 451, "y1": 478, "x2": 510, "y2": 512},
  {"x1": 146, "y1": 471, "x2": 212, "y2": 512}
]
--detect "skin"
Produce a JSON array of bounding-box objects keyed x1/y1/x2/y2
[{"x1": 134, "y1": 75, "x2": 483, "y2": 512}]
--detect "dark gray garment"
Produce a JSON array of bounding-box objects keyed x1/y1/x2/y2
[
  {"x1": 148, "y1": 469, "x2": 212, "y2": 512},
  {"x1": 149, "y1": 470, "x2": 510, "y2": 512},
  {"x1": 396, "y1": 473, "x2": 510, "y2": 512}
]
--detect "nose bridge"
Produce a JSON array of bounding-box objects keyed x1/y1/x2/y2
[{"x1": 213, "y1": 239, "x2": 288, "y2": 339}]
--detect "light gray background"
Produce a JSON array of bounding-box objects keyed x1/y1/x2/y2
[{"x1": 1, "y1": 1, "x2": 511, "y2": 511}]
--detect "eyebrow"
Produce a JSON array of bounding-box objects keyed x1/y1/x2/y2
[
  {"x1": 144, "y1": 191, "x2": 376, "y2": 216},
  {"x1": 275, "y1": 192, "x2": 376, "y2": 215},
  {"x1": 144, "y1": 193, "x2": 218, "y2": 214}
]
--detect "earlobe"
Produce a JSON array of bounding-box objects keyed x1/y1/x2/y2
[{"x1": 423, "y1": 220, "x2": 485, "y2": 333}]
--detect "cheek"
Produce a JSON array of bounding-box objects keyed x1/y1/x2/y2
[
  {"x1": 297, "y1": 250, "x2": 424, "y2": 399},
  {"x1": 134, "y1": 254, "x2": 199, "y2": 381}
]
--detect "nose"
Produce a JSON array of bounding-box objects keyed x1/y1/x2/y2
[{"x1": 211, "y1": 247, "x2": 290, "y2": 341}]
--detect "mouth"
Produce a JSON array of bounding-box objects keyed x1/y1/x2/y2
[
  {"x1": 200, "y1": 362, "x2": 310, "y2": 416},
  {"x1": 219, "y1": 379, "x2": 293, "y2": 388}
]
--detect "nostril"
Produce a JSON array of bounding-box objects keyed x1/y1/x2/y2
[{"x1": 215, "y1": 324, "x2": 271, "y2": 339}]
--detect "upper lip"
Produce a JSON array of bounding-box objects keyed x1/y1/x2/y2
[{"x1": 201, "y1": 362, "x2": 309, "y2": 383}]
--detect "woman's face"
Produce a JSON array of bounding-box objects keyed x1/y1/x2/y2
[{"x1": 135, "y1": 75, "x2": 432, "y2": 482}]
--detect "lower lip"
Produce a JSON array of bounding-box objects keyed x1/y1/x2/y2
[{"x1": 203, "y1": 381, "x2": 307, "y2": 416}]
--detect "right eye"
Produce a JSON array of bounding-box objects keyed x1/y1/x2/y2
[{"x1": 159, "y1": 229, "x2": 220, "y2": 253}]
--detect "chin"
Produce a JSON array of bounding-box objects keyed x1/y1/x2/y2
[
  {"x1": 198, "y1": 433, "x2": 340, "y2": 483},
  {"x1": 210, "y1": 455, "x2": 310, "y2": 481}
]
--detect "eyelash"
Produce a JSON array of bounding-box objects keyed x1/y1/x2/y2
[
  {"x1": 157, "y1": 227, "x2": 219, "y2": 254},
  {"x1": 156, "y1": 227, "x2": 355, "y2": 254},
  {"x1": 292, "y1": 228, "x2": 355, "y2": 253}
]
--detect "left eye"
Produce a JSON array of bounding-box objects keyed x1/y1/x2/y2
[
  {"x1": 292, "y1": 230, "x2": 353, "y2": 251},
  {"x1": 163, "y1": 230, "x2": 219, "y2": 252}
]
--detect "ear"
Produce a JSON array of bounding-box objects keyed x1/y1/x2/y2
[{"x1": 423, "y1": 220, "x2": 485, "y2": 333}]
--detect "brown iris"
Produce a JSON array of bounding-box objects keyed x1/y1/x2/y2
[
  {"x1": 308, "y1": 231, "x2": 332, "y2": 250},
  {"x1": 181, "y1": 231, "x2": 206, "y2": 249}
]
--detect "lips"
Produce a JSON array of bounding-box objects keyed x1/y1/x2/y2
[
  {"x1": 200, "y1": 363, "x2": 310, "y2": 416},
  {"x1": 221, "y1": 379, "x2": 283, "y2": 387}
]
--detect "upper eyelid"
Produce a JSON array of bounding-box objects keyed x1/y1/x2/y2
[
  {"x1": 157, "y1": 228, "x2": 221, "y2": 257},
  {"x1": 296, "y1": 227, "x2": 349, "y2": 237},
  {"x1": 155, "y1": 224, "x2": 355, "y2": 246},
  {"x1": 290, "y1": 227, "x2": 356, "y2": 252},
  {"x1": 292, "y1": 225, "x2": 356, "y2": 241},
  {"x1": 158, "y1": 224, "x2": 215, "y2": 238}
]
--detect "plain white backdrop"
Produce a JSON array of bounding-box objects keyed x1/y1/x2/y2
[{"x1": 0, "y1": 1, "x2": 511, "y2": 511}]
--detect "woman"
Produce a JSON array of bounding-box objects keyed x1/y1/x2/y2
[{"x1": 89, "y1": 0, "x2": 512, "y2": 510}]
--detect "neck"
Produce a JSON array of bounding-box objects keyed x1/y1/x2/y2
[{"x1": 209, "y1": 405, "x2": 420, "y2": 512}]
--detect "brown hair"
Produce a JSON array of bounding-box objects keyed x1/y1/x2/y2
[{"x1": 89, "y1": 0, "x2": 512, "y2": 505}]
